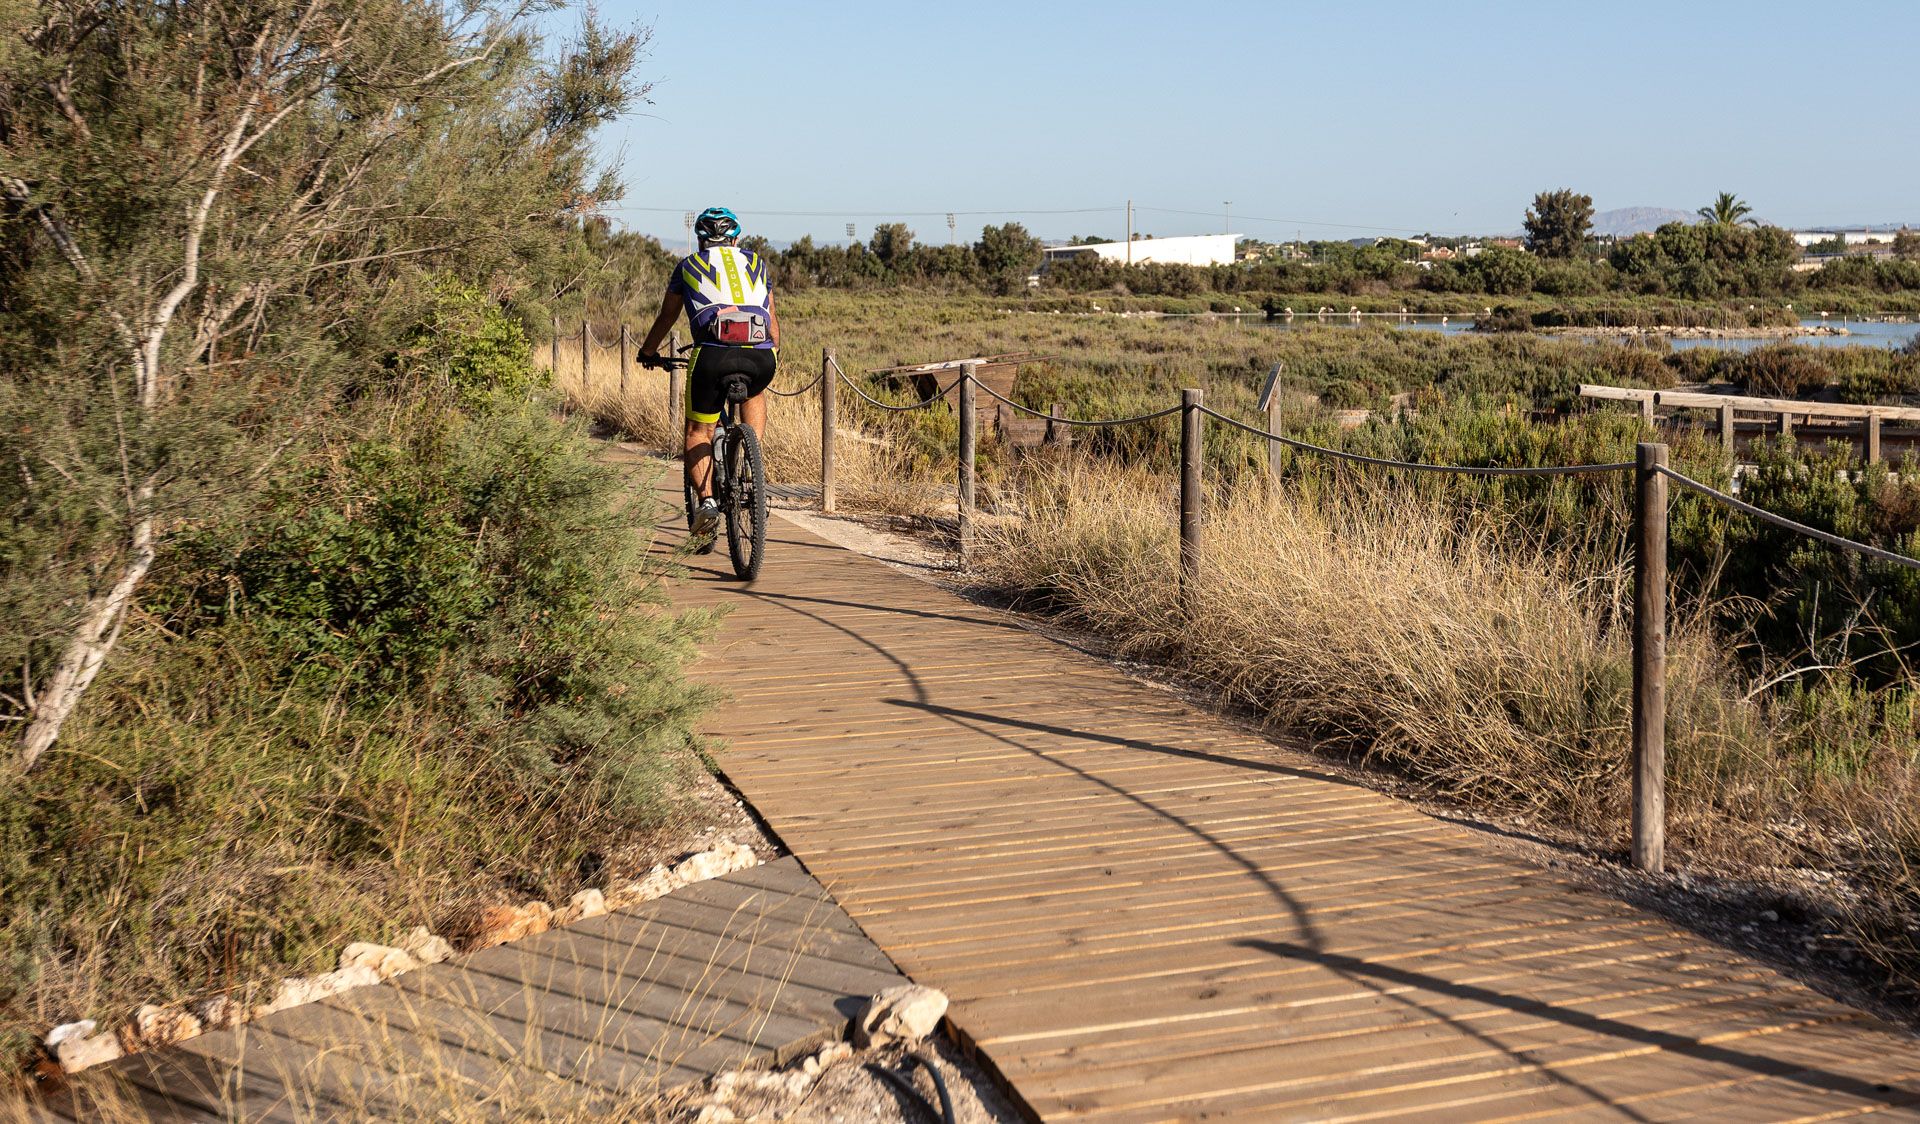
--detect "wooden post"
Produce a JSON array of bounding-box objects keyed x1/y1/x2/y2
[
  {"x1": 579, "y1": 319, "x2": 590, "y2": 394},
  {"x1": 668, "y1": 329, "x2": 683, "y2": 435},
  {"x1": 1719, "y1": 401, "x2": 1735, "y2": 458},
  {"x1": 958, "y1": 362, "x2": 978, "y2": 564},
  {"x1": 549, "y1": 315, "x2": 559, "y2": 378},
  {"x1": 1640, "y1": 396, "x2": 1654, "y2": 426},
  {"x1": 1180, "y1": 388, "x2": 1204, "y2": 614},
  {"x1": 1049, "y1": 402, "x2": 1067, "y2": 447},
  {"x1": 1777, "y1": 410, "x2": 1793, "y2": 439},
  {"x1": 1868, "y1": 413, "x2": 1883, "y2": 465},
  {"x1": 1257, "y1": 363, "x2": 1284, "y2": 483},
  {"x1": 1632, "y1": 442, "x2": 1669, "y2": 875},
  {"x1": 821, "y1": 347, "x2": 838, "y2": 513},
  {"x1": 618, "y1": 324, "x2": 630, "y2": 402}
]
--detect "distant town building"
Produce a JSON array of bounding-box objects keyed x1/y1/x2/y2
[
  {"x1": 1790, "y1": 227, "x2": 1907, "y2": 248},
  {"x1": 1041, "y1": 233, "x2": 1238, "y2": 269}
]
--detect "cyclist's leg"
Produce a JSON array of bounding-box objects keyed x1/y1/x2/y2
[
  {"x1": 684, "y1": 348, "x2": 723, "y2": 499},
  {"x1": 740, "y1": 348, "x2": 776, "y2": 436}
]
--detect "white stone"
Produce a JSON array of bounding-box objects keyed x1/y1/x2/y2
[
  {"x1": 132, "y1": 1004, "x2": 203, "y2": 1048},
  {"x1": 254, "y1": 964, "x2": 381, "y2": 1018},
  {"x1": 694, "y1": 1106, "x2": 736, "y2": 1124},
  {"x1": 55, "y1": 1029, "x2": 124, "y2": 1072},
  {"x1": 339, "y1": 942, "x2": 421, "y2": 980},
  {"x1": 398, "y1": 926, "x2": 454, "y2": 965},
  {"x1": 815, "y1": 1041, "x2": 853, "y2": 1068},
  {"x1": 45, "y1": 1020, "x2": 94, "y2": 1049},
  {"x1": 783, "y1": 1071, "x2": 813, "y2": 1097},
  {"x1": 193, "y1": 995, "x2": 236, "y2": 1029},
  {"x1": 671, "y1": 841, "x2": 758, "y2": 886},
  {"x1": 559, "y1": 888, "x2": 607, "y2": 924},
  {"x1": 608, "y1": 865, "x2": 679, "y2": 907},
  {"x1": 854, "y1": 984, "x2": 949, "y2": 1048}
]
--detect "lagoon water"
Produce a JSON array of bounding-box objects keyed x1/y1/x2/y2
[{"x1": 1242, "y1": 315, "x2": 1917, "y2": 352}]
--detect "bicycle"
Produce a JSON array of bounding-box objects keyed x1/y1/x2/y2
[{"x1": 641, "y1": 346, "x2": 769, "y2": 581}]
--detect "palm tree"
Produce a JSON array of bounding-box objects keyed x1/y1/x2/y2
[{"x1": 1697, "y1": 192, "x2": 1756, "y2": 227}]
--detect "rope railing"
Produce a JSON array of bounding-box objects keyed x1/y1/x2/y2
[
  {"x1": 1198, "y1": 406, "x2": 1636, "y2": 477},
  {"x1": 968, "y1": 376, "x2": 1183, "y2": 428},
  {"x1": 831, "y1": 357, "x2": 966, "y2": 412},
  {"x1": 1656, "y1": 465, "x2": 1920, "y2": 571},
  {"x1": 766, "y1": 368, "x2": 825, "y2": 397}
]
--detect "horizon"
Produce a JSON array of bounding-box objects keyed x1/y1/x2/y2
[{"x1": 564, "y1": 1, "x2": 1920, "y2": 250}]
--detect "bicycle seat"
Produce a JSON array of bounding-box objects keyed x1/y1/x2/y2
[{"x1": 721, "y1": 372, "x2": 754, "y2": 403}]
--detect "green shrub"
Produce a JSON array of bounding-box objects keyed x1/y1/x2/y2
[
  {"x1": 402, "y1": 278, "x2": 541, "y2": 402},
  {"x1": 3, "y1": 396, "x2": 711, "y2": 1047}
]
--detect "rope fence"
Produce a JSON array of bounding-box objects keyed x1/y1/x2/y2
[{"x1": 552, "y1": 321, "x2": 1920, "y2": 875}]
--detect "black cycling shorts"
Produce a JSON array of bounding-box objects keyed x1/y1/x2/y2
[{"x1": 685, "y1": 346, "x2": 776, "y2": 424}]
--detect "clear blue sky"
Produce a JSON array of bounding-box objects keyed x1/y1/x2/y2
[{"x1": 566, "y1": 0, "x2": 1920, "y2": 247}]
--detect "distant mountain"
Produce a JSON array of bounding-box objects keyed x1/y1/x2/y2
[{"x1": 1591, "y1": 207, "x2": 1695, "y2": 237}]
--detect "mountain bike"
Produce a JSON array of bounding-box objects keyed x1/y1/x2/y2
[{"x1": 642, "y1": 346, "x2": 769, "y2": 581}]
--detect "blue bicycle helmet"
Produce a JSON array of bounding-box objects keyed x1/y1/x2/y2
[{"x1": 695, "y1": 206, "x2": 741, "y2": 245}]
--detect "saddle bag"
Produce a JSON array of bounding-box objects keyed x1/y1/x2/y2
[{"x1": 713, "y1": 308, "x2": 769, "y2": 346}]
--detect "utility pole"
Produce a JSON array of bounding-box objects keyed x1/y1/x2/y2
[
  {"x1": 683, "y1": 211, "x2": 694, "y2": 254},
  {"x1": 846, "y1": 222, "x2": 856, "y2": 247},
  {"x1": 1224, "y1": 201, "x2": 1232, "y2": 236},
  {"x1": 946, "y1": 213, "x2": 956, "y2": 245},
  {"x1": 1126, "y1": 199, "x2": 1133, "y2": 266}
]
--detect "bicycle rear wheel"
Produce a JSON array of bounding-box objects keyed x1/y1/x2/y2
[{"x1": 724, "y1": 422, "x2": 768, "y2": 581}]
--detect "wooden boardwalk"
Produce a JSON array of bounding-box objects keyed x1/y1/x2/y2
[
  {"x1": 669, "y1": 506, "x2": 1920, "y2": 1122},
  {"x1": 55, "y1": 858, "x2": 903, "y2": 1121}
]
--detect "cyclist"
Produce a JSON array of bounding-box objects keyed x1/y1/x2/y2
[{"x1": 638, "y1": 206, "x2": 780, "y2": 538}]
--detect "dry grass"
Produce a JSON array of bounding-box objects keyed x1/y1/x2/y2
[{"x1": 974, "y1": 465, "x2": 1768, "y2": 835}]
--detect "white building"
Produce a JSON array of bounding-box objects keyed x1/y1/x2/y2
[
  {"x1": 1791, "y1": 228, "x2": 1908, "y2": 248},
  {"x1": 1042, "y1": 233, "x2": 1238, "y2": 269}
]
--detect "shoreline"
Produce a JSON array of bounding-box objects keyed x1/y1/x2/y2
[{"x1": 1539, "y1": 323, "x2": 1851, "y2": 339}]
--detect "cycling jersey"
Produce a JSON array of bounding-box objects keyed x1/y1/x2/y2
[{"x1": 667, "y1": 246, "x2": 775, "y2": 349}]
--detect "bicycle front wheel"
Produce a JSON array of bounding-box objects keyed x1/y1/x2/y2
[{"x1": 724, "y1": 422, "x2": 768, "y2": 581}]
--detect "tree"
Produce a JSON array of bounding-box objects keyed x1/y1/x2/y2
[
  {"x1": 867, "y1": 223, "x2": 914, "y2": 268},
  {"x1": 1523, "y1": 189, "x2": 1595, "y2": 258},
  {"x1": 1698, "y1": 192, "x2": 1757, "y2": 227},
  {"x1": 1895, "y1": 228, "x2": 1920, "y2": 261},
  {"x1": 1468, "y1": 245, "x2": 1541, "y2": 295},
  {"x1": 973, "y1": 223, "x2": 1042, "y2": 295},
  {"x1": 2, "y1": 0, "x2": 646, "y2": 769}
]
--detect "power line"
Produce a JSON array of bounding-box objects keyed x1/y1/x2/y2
[
  {"x1": 612, "y1": 202, "x2": 1466, "y2": 238},
  {"x1": 613, "y1": 205, "x2": 1119, "y2": 219},
  {"x1": 1135, "y1": 205, "x2": 1451, "y2": 237}
]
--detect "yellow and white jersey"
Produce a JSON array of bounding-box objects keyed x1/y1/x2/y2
[{"x1": 669, "y1": 246, "x2": 775, "y2": 348}]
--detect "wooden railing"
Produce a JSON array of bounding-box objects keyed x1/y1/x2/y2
[{"x1": 1581, "y1": 383, "x2": 1920, "y2": 463}]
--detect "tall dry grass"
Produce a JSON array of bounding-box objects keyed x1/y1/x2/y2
[{"x1": 974, "y1": 465, "x2": 1772, "y2": 838}]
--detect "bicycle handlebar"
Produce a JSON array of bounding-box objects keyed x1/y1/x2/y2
[{"x1": 638, "y1": 343, "x2": 695, "y2": 370}]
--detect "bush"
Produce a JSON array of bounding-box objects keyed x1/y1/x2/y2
[
  {"x1": 402, "y1": 278, "x2": 541, "y2": 402},
  {"x1": 1737, "y1": 345, "x2": 1833, "y2": 397},
  {"x1": 1, "y1": 396, "x2": 711, "y2": 1050}
]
